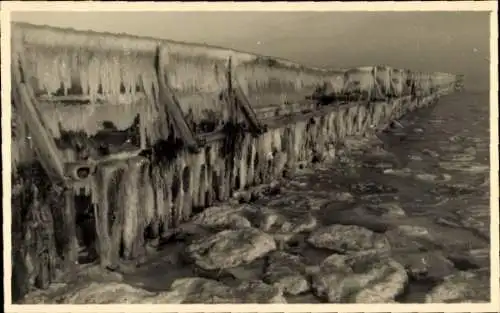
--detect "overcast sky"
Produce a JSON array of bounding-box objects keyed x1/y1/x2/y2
[{"x1": 11, "y1": 11, "x2": 490, "y2": 91}]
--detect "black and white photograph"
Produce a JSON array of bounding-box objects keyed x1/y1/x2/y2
[{"x1": 2, "y1": 1, "x2": 498, "y2": 308}]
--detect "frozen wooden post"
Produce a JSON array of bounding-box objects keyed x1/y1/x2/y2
[
  {"x1": 11, "y1": 57, "x2": 66, "y2": 183},
  {"x1": 93, "y1": 167, "x2": 112, "y2": 268},
  {"x1": 233, "y1": 81, "x2": 267, "y2": 136},
  {"x1": 156, "y1": 45, "x2": 203, "y2": 153},
  {"x1": 224, "y1": 57, "x2": 237, "y2": 198},
  {"x1": 63, "y1": 187, "x2": 78, "y2": 269}
]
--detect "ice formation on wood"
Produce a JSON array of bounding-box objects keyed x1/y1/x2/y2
[{"x1": 10, "y1": 22, "x2": 460, "y2": 302}]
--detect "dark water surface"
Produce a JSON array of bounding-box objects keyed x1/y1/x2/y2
[
  {"x1": 301, "y1": 91, "x2": 490, "y2": 230},
  {"x1": 284, "y1": 91, "x2": 490, "y2": 302},
  {"x1": 122, "y1": 91, "x2": 491, "y2": 303}
]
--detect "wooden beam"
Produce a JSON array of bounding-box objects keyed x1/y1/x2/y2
[{"x1": 156, "y1": 46, "x2": 202, "y2": 153}]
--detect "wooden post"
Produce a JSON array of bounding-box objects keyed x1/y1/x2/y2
[
  {"x1": 225, "y1": 57, "x2": 237, "y2": 199},
  {"x1": 62, "y1": 187, "x2": 78, "y2": 270},
  {"x1": 108, "y1": 165, "x2": 127, "y2": 268},
  {"x1": 93, "y1": 169, "x2": 112, "y2": 268},
  {"x1": 227, "y1": 57, "x2": 235, "y2": 123}
]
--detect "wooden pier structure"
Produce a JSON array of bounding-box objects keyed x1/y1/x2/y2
[{"x1": 10, "y1": 22, "x2": 460, "y2": 299}]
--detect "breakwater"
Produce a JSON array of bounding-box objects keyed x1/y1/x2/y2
[{"x1": 10, "y1": 22, "x2": 461, "y2": 301}]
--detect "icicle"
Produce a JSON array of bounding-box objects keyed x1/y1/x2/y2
[
  {"x1": 47, "y1": 52, "x2": 61, "y2": 94},
  {"x1": 121, "y1": 53, "x2": 133, "y2": 95},
  {"x1": 35, "y1": 51, "x2": 48, "y2": 94},
  {"x1": 141, "y1": 59, "x2": 155, "y2": 104},
  {"x1": 198, "y1": 164, "x2": 207, "y2": 207},
  {"x1": 172, "y1": 156, "x2": 186, "y2": 225},
  {"x1": 260, "y1": 132, "x2": 272, "y2": 159},
  {"x1": 164, "y1": 164, "x2": 174, "y2": 229},
  {"x1": 88, "y1": 53, "x2": 101, "y2": 103},
  {"x1": 122, "y1": 159, "x2": 142, "y2": 260},
  {"x1": 98, "y1": 53, "x2": 108, "y2": 97},
  {"x1": 239, "y1": 134, "x2": 251, "y2": 190},
  {"x1": 58, "y1": 48, "x2": 71, "y2": 95},
  {"x1": 327, "y1": 113, "x2": 335, "y2": 141},
  {"x1": 293, "y1": 121, "x2": 307, "y2": 158},
  {"x1": 346, "y1": 106, "x2": 356, "y2": 135},
  {"x1": 109, "y1": 53, "x2": 122, "y2": 103},
  {"x1": 152, "y1": 165, "x2": 165, "y2": 223},
  {"x1": 192, "y1": 152, "x2": 205, "y2": 207},
  {"x1": 358, "y1": 106, "x2": 367, "y2": 134},
  {"x1": 93, "y1": 165, "x2": 117, "y2": 266},
  {"x1": 272, "y1": 129, "x2": 282, "y2": 153},
  {"x1": 77, "y1": 51, "x2": 89, "y2": 96},
  {"x1": 141, "y1": 163, "x2": 156, "y2": 225},
  {"x1": 334, "y1": 109, "x2": 343, "y2": 139}
]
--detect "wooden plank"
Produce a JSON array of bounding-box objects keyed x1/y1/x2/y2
[
  {"x1": 156, "y1": 46, "x2": 202, "y2": 153},
  {"x1": 95, "y1": 148, "x2": 143, "y2": 163},
  {"x1": 63, "y1": 147, "x2": 143, "y2": 181},
  {"x1": 199, "y1": 129, "x2": 226, "y2": 143}
]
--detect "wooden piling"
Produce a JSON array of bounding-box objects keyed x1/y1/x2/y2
[{"x1": 62, "y1": 188, "x2": 78, "y2": 269}]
